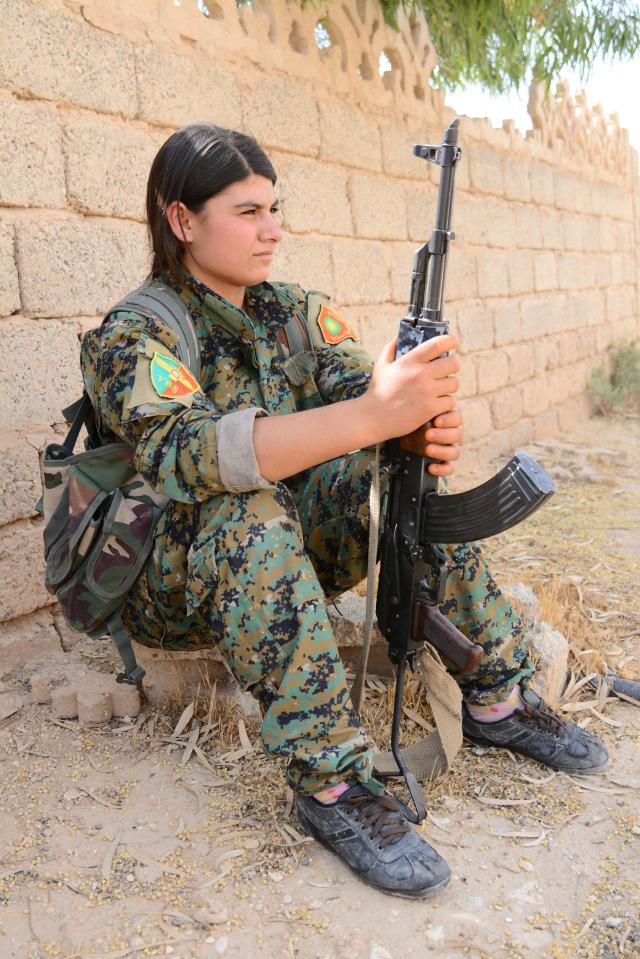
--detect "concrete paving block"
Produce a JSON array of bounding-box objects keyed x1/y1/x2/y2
[
  {"x1": 77, "y1": 682, "x2": 113, "y2": 726},
  {"x1": 51, "y1": 684, "x2": 78, "y2": 720}
]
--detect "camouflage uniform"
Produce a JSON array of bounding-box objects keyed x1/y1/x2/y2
[{"x1": 81, "y1": 269, "x2": 533, "y2": 795}]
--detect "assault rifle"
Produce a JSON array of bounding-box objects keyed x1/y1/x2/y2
[{"x1": 376, "y1": 119, "x2": 556, "y2": 822}]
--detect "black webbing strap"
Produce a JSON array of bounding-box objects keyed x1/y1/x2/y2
[{"x1": 107, "y1": 612, "x2": 145, "y2": 685}]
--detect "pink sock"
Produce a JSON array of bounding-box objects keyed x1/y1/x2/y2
[
  {"x1": 313, "y1": 782, "x2": 351, "y2": 805},
  {"x1": 467, "y1": 684, "x2": 523, "y2": 723}
]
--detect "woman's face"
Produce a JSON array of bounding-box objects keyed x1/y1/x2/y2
[{"x1": 167, "y1": 174, "x2": 283, "y2": 306}]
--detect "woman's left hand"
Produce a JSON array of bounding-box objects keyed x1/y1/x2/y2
[{"x1": 399, "y1": 409, "x2": 462, "y2": 476}]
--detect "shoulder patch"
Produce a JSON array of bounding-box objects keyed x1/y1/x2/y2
[
  {"x1": 150, "y1": 352, "x2": 199, "y2": 399},
  {"x1": 316, "y1": 304, "x2": 359, "y2": 345}
]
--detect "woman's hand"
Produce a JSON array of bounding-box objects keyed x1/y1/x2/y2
[
  {"x1": 400, "y1": 409, "x2": 463, "y2": 476},
  {"x1": 359, "y1": 334, "x2": 461, "y2": 443}
]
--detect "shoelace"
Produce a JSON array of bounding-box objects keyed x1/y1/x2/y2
[
  {"x1": 521, "y1": 696, "x2": 565, "y2": 737},
  {"x1": 345, "y1": 793, "x2": 411, "y2": 848}
]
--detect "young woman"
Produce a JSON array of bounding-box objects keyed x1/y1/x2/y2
[{"x1": 81, "y1": 123, "x2": 607, "y2": 898}]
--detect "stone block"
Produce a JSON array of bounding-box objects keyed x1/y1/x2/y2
[
  {"x1": 0, "y1": 430, "x2": 52, "y2": 525},
  {"x1": 553, "y1": 171, "x2": 577, "y2": 212},
  {"x1": 514, "y1": 205, "x2": 542, "y2": 249},
  {"x1": 268, "y1": 233, "x2": 333, "y2": 292},
  {"x1": 338, "y1": 303, "x2": 398, "y2": 360},
  {"x1": 135, "y1": 45, "x2": 241, "y2": 130},
  {"x1": 405, "y1": 182, "x2": 437, "y2": 243},
  {"x1": 51, "y1": 684, "x2": 78, "y2": 720},
  {"x1": 350, "y1": 173, "x2": 407, "y2": 240},
  {"x1": 380, "y1": 119, "x2": 432, "y2": 180},
  {"x1": 455, "y1": 302, "x2": 494, "y2": 352},
  {"x1": 319, "y1": 101, "x2": 382, "y2": 171},
  {"x1": 0, "y1": 0, "x2": 136, "y2": 116},
  {"x1": 386, "y1": 241, "x2": 418, "y2": 303},
  {"x1": 527, "y1": 621, "x2": 569, "y2": 707},
  {"x1": 529, "y1": 163, "x2": 554, "y2": 206},
  {"x1": 540, "y1": 209, "x2": 564, "y2": 250},
  {"x1": 504, "y1": 342, "x2": 535, "y2": 384},
  {"x1": 563, "y1": 213, "x2": 588, "y2": 252},
  {"x1": 0, "y1": 218, "x2": 19, "y2": 316},
  {"x1": 30, "y1": 674, "x2": 55, "y2": 705},
  {"x1": 508, "y1": 250, "x2": 534, "y2": 296},
  {"x1": 0, "y1": 319, "x2": 82, "y2": 431},
  {"x1": 0, "y1": 100, "x2": 66, "y2": 209},
  {"x1": 521, "y1": 295, "x2": 561, "y2": 340},
  {"x1": 503, "y1": 158, "x2": 531, "y2": 202},
  {"x1": 468, "y1": 147, "x2": 503, "y2": 196},
  {"x1": 0, "y1": 609, "x2": 61, "y2": 676},
  {"x1": 132, "y1": 640, "x2": 259, "y2": 715},
  {"x1": 519, "y1": 375, "x2": 549, "y2": 416},
  {"x1": 476, "y1": 250, "x2": 509, "y2": 297},
  {"x1": 476, "y1": 350, "x2": 509, "y2": 394},
  {"x1": 278, "y1": 156, "x2": 352, "y2": 235},
  {"x1": 557, "y1": 253, "x2": 586, "y2": 291},
  {"x1": 330, "y1": 238, "x2": 390, "y2": 305},
  {"x1": 64, "y1": 116, "x2": 159, "y2": 219},
  {"x1": 490, "y1": 385, "x2": 523, "y2": 430},
  {"x1": 447, "y1": 248, "x2": 478, "y2": 301},
  {"x1": 460, "y1": 396, "x2": 492, "y2": 442},
  {"x1": 16, "y1": 218, "x2": 149, "y2": 316},
  {"x1": 533, "y1": 252, "x2": 557, "y2": 292},
  {"x1": 503, "y1": 582, "x2": 539, "y2": 631},
  {"x1": 533, "y1": 407, "x2": 559, "y2": 440},
  {"x1": 457, "y1": 353, "x2": 478, "y2": 399},
  {"x1": 110, "y1": 681, "x2": 141, "y2": 719},
  {"x1": 77, "y1": 679, "x2": 112, "y2": 727},
  {"x1": 53, "y1": 611, "x2": 84, "y2": 651},
  {"x1": 242, "y1": 73, "x2": 319, "y2": 157},
  {"x1": 0, "y1": 520, "x2": 55, "y2": 622},
  {"x1": 493, "y1": 300, "x2": 523, "y2": 346}
]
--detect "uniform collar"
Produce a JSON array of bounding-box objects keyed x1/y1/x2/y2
[{"x1": 160, "y1": 267, "x2": 287, "y2": 339}]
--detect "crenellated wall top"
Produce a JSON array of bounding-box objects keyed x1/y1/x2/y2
[{"x1": 52, "y1": 0, "x2": 639, "y2": 178}]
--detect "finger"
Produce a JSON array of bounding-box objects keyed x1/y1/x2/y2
[
  {"x1": 425, "y1": 444, "x2": 460, "y2": 462},
  {"x1": 375, "y1": 337, "x2": 398, "y2": 365},
  {"x1": 432, "y1": 410, "x2": 462, "y2": 429},
  {"x1": 433, "y1": 375, "x2": 459, "y2": 396},
  {"x1": 414, "y1": 352, "x2": 461, "y2": 379},
  {"x1": 424, "y1": 427, "x2": 463, "y2": 446},
  {"x1": 427, "y1": 461, "x2": 456, "y2": 477},
  {"x1": 407, "y1": 334, "x2": 459, "y2": 363}
]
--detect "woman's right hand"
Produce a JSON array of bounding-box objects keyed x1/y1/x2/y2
[{"x1": 359, "y1": 333, "x2": 461, "y2": 443}]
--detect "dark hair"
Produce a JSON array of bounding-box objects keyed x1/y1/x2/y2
[{"x1": 146, "y1": 122, "x2": 277, "y2": 280}]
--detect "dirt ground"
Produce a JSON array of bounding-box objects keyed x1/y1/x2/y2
[{"x1": 1, "y1": 413, "x2": 639, "y2": 959}]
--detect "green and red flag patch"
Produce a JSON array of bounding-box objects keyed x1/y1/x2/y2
[
  {"x1": 316, "y1": 304, "x2": 359, "y2": 345},
  {"x1": 150, "y1": 352, "x2": 200, "y2": 399}
]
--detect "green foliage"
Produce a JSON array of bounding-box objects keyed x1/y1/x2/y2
[
  {"x1": 377, "y1": 0, "x2": 640, "y2": 93},
  {"x1": 587, "y1": 340, "x2": 640, "y2": 415}
]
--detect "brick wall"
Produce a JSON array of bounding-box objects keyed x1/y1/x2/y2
[{"x1": 0, "y1": 0, "x2": 638, "y2": 651}]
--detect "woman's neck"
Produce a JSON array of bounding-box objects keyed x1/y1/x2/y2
[{"x1": 181, "y1": 254, "x2": 245, "y2": 309}]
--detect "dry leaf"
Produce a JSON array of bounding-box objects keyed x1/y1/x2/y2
[
  {"x1": 172, "y1": 702, "x2": 195, "y2": 739},
  {"x1": 475, "y1": 796, "x2": 534, "y2": 807},
  {"x1": 238, "y1": 720, "x2": 253, "y2": 753},
  {"x1": 101, "y1": 831, "x2": 122, "y2": 881}
]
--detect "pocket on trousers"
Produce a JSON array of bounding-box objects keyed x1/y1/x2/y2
[{"x1": 186, "y1": 544, "x2": 286, "y2": 690}]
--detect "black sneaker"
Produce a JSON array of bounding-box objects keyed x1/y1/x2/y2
[
  {"x1": 296, "y1": 784, "x2": 451, "y2": 899},
  {"x1": 462, "y1": 687, "x2": 609, "y2": 774}
]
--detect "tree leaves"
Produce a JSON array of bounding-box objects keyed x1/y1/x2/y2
[{"x1": 386, "y1": 0, "x2": 640, "y2": 93}]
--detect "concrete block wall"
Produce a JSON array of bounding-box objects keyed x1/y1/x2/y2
[{"x1": 0, "y1": 0, "x2": 639, "y2": 654}]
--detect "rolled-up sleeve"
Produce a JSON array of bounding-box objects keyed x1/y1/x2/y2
[
  {"x1": 216, "y1": 406, "x2": 271, "y2": 492},
  {"x1": 80, "y1": 313, "x2": 271, "y2": 503}
]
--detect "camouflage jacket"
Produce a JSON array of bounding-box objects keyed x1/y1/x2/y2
[{"x1": 80, "y1": 269, "x2": 375, "y2": 503}]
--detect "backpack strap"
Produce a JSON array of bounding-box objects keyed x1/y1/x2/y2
[
  {"x1": 106, "y1": 276, "x2": 201, "y2": 380},
  {"x1": 277, "y1": 313, "x2": 313, "y2": 358},
  {"x1": 107, "y1": 612, "x2": 145, "y2": 685}
]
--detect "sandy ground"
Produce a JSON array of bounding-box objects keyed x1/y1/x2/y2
[{"x1": 1, "y1": 414, "x2": 638, "y2": 959}]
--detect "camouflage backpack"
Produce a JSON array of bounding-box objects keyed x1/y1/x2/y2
[{"x1": 38, "y1": 277, "x2": 312, "y2": 685}]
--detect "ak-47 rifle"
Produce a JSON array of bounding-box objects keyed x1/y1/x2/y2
[{"x1": 376, "y1": 119, "x2": 556, "y2": 823}]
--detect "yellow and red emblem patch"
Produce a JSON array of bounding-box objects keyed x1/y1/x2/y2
[
  {"x1": 150, "y1": 352, "x2": 200, "y2": 399},
  {"x1": 316, "y1": 304, "x2": 359, "y2": 346}
]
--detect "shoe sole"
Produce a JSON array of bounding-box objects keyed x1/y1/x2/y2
[
  {"x1": 462, "y1": 734, "x2": 610, "y2": 774},
  {"x1": 297, "y1": 807, "x2": 451, "y2": 900}
]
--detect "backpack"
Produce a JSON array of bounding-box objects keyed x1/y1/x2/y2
[{"x1": 38, "y1": 277, "x2": 312, "y2": 685}]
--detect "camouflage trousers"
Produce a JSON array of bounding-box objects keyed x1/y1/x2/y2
[{"x1": 124, "y1": 450, "x2": 533, "y2": 795}]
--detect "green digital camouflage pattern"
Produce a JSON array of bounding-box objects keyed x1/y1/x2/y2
[{"x1": 81, "y1": 268, "x2": 532, "y2": 794}]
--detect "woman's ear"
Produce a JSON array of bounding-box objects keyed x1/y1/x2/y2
[{"x1": 166, "y1": 201, "x2": 193, "y2": 244}]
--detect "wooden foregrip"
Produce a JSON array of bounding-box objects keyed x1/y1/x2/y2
[{"x1": 412, "y1": 602, "x2": 484, "y2": 674}]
